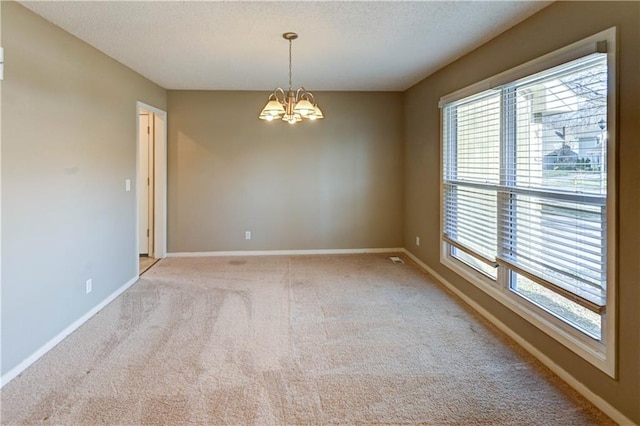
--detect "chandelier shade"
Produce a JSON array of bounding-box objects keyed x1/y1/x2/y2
[{"x1": 259, "y1": 32, "x2": 323, "y2": 123}]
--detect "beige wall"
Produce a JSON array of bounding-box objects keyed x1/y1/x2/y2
[
  {"x1": 1, "y1": 2, "x2": 167, "y2": 376},
  {"x1": 403, "y1": 1, "x2": 639, "y2": 422},
  {"x1": 3, "y1": 0, "x2": 637, "y2": 421},
  {"x1": 167, "y1": 91, "x2": 404, "y2": 253}
]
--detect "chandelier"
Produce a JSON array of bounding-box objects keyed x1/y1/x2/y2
[{"x1": 259, "y1": 32, "x2": 324, "y2": 123}]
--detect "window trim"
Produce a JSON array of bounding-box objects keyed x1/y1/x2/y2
[{"x1": 439, "y1": 27, "x2": 617, "y2": 377}]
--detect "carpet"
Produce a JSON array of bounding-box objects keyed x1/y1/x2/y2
[{"x1": 0, "y1": 254, "x2": 613, "y2": 425}]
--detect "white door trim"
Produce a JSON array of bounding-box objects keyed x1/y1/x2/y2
[{"x1": 136, "y1": 101, "x2": 167, "y2": 260}]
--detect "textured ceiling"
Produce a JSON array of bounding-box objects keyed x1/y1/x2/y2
[{"x1": 19, "y1": 1, "x2": 551, "y2": 91}]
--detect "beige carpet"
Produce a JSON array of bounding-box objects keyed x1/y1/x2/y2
[{"x1": 1, "y1": 254, "x2": 613, "y2": 425}]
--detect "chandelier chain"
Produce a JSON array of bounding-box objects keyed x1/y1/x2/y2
[{"x1": 288, "y1": 38, "x2": 293, "y2": 91}]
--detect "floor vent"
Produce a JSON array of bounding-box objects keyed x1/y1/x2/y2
[{"x1": 389, "y1": 256, "x2": 404, "y2": 264}]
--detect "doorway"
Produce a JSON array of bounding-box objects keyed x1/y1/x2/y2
[{"x1": 136, "y1": 102, "x2": 167, "y2": 274}]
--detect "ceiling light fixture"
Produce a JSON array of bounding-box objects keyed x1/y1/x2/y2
[{"x1": 259, "y1": 32, "x2": 323, "y2": 124}]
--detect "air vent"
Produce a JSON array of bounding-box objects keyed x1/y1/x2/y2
[{"x1": 389, "y1": 256, "x2": 404, "y2": 264}]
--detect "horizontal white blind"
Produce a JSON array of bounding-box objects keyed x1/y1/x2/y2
[
  {"x1": 443, "y1": 184, "x2": 498, "y2": 263},
  {"x1": 500, "y1": 53, "x2": 608, "y2": 310},
  {"x1": 443, "y1": 90, "x2": 500, "y2": 265},
  {"x1": 509, "y1": 53, "x2": 608, "y2": 195},
  {"x1": 497, "y1": 194, "x2": 606, "y2": 308},
  {"x1": 442, "y1": 52, "x2": 608, "y2": 313}
]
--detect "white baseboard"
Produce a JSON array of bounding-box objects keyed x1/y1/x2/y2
[
  {"x1": 0, "y1": 275, "x2": 140, "y2": 388},
  {"x1": 167, "y1": 247, "x2": 404, "y2": 258},
  {"x1": 401, "y1": 249, "x2": 635, "y2": 426}
]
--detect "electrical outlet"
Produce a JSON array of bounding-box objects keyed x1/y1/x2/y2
[
  {"x1": 416, "y1": 236, "x2": 420, "y2": 246},
  {"x1": 0, "y1": 47, "x2": 4, "y2": 81},
  {"x1": 86, "y1": 278, "x2": 92, "y2": 294},
  {"x1": 245, "y1": 231, "x2": 251, "y2": 240}
]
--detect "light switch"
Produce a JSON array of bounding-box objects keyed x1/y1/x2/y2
[{"x1": 125, "y1": 179, "x2": 131, "y2": 192}]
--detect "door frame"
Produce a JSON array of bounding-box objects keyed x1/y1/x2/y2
[
  {"x1": 136, "y1": 101, "x2": 167, "y2": 262},
  {"x1": 138, "y1": 110, "x2": 152, "y2": 257}
]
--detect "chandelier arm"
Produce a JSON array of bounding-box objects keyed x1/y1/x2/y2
[
  {"x1": 304, "y1": 91, "x2": 316, "y2": 105},
  {"x1": 272, "y1": 87, "x2": 286, "y2": 103},
  {"x1": 295, "y1": 87, "x2": 307, "y2": 102}
]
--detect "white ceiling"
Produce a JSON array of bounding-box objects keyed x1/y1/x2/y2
[{"x1": 19, "y1": 1, "x2": 551, "y2": 91}]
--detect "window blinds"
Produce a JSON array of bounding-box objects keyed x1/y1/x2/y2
[
  {"x1": 443, "y1": 90, "x2": 501, "y2": 267},
  {"x1": 442, "y1": 52, "x2": 608, "y2": 313}
]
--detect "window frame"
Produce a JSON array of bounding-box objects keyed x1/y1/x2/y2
[{"x1": 439, "y1": 28, "x2": 617, "y2": 377}]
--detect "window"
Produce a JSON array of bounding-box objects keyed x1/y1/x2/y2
[{"x1": 440, "y1": 29, "x2": 616, "y2": 375}]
